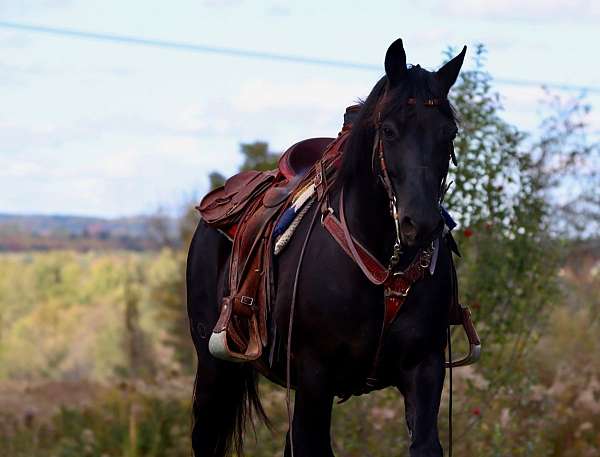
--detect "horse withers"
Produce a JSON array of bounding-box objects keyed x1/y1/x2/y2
[{"x1": 187, "y1": 38, "x2": 476, "y2": 457}]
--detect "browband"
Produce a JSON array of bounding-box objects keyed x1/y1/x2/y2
[{"x1": 407, "y1": 97, "x2": 443, "y2": 106}]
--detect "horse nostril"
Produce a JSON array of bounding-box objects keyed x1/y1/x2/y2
[{"x1": 400, "y1": 216, "x2": 418, "y2": 239}]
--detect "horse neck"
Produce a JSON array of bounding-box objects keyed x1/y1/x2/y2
[{"x1": 342, "y1": 165, "x2": 397, "y2": 262}]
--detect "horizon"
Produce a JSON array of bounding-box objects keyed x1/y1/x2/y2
[{"x1": 0, "y1": 211, "x2": 175, "y2": 219}]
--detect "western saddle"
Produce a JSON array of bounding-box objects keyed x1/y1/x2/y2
[
  {"x1": 197, "y1": 106, "x2": 480, "y2": 370},
  {"x1": 197, "y1": 109, "x2": 355, "y2": 362}
]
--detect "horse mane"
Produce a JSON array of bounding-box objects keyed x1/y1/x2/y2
[{"x1": 339, "y1": 65, "x2": 457, "y2": 184}]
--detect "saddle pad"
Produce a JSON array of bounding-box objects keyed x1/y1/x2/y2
[{"x1": 272, "y1": 183, "x2": 315, "y2": 255}]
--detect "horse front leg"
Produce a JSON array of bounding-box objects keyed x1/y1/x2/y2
[
  {"x1": 397, "y1": 350, "x2": 446, "y2": 457},
  {"x1": 283, "y1": 353, "x2": 335, "y2": 457}
]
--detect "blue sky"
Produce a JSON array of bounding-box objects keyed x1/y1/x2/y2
[{"x1": 1, "y1": 0, "x2": 599, "y2": 217}]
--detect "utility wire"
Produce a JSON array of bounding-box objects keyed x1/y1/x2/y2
[{"x1": 2, "y1": 20, "x2": 600, "y2": 95}]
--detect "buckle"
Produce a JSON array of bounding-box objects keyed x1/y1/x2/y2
[
  {"x1": 419, "y1": 246, "x2": 434, "y2": 268},
  {"x1": 314, "y1": 171, "x2": 323, "y2": 187},
  {"x1": 384, "y1": 286, "x2": 410, "y2": 298},
  {"x1": 240, "y1": 296, "x2": 254, "y2": 307},
  {"x1": 320, "y1": 206, "x2": 334, "y2": 225}
]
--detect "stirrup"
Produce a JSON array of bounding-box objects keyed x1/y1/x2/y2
[
  {"x1": 208, "y1": 305, "x2": 262, "y2": 363},
  {"x1": 446, "y1": 305, "x2": 481, "y2": 368}
]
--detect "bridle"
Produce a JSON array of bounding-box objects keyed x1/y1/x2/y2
[{"x1": 371, "y1": 95, "x2": 454, "y2": 270}]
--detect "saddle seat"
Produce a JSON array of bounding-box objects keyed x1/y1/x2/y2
[
  {"x1": 277, "y1": 137, "x2": 335, "y2": 180},
  {"x1": 197, "y1": 137, "x2": 335, "y2": 232}
]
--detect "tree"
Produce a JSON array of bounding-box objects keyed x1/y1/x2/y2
[
  {"x1": 239, "y1": 141, "x2": 280, "y2": 171},
  {"x1": 442, "y1": 44, "x2": 598, "y2": 455},
  {"x1": 121, "y1": 263, "x2": 156, "y2": 379},
  {"x1": 532, "y1": 92, "x2": 600, "y2": 236},
  {"x1": 208, "y1": 171, "x2": 226, "y2": 191},
  {"x1": 208, "y1": 141, "x2": 281, "y2": 191}
]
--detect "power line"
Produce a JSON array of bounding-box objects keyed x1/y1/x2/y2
[
  {"x1": 0, "y1": 21, "x2": 378, "y2": 71},
  {"x1": 2, "y1": 20, "x2": 600, "y2": 95}
]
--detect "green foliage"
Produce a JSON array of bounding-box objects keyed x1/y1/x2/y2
[
  {"x1": 239, "y1": 141, "x2": 280, "y2": 172},
  {"x1": 533, "y1": 93, "x2": 600, "y2": 235},
  {"x1": 121, "y1": 264, "x2": 156, "y2": 379},
  {"x1": 208, "y1": 171, "x2": 226, "y2": 190},
  {"x1": 441, "y1": 44, "x2": 598, "y2": 455},
  {"x1": 443, "y1": 45, "x2": 553, "y2": 454},
  {"x1": 0, "y1": 252, "x2": 180, "y2": 380},
  {"x1": 446, "y1": 45, "x2": 528, "y2": 229},
  {"x1": 0, "y1": 381, "x2": 191, "y2": 457},
  {"x1": 208, "y1": 141, "x2": 280, "y2": 191},
  {"x1": 148, "y1": 249, "x2": 194, "y2": 374}
]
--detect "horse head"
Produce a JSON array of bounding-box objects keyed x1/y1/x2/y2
[{"x1": 373, "y1": 39, "x2": 466, "y2": 247}]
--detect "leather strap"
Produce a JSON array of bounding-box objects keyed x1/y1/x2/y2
[
  {"x1": 313, "y1": 131, "x2": 350, "y2": 204},
  {"x1": 337, "y1": 187, "x2": 389, "y2": 284},
  {"x1": 318, "y1": 183, "x2": 433, "y2": 394}
]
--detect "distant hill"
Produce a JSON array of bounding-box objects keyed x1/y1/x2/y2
[{"x1": 0, "y1": 213, "x2": 179, "y2": 251}]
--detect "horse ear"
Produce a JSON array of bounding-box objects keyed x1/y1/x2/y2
[
  {"x1": 384, "y1": 38, "x2": 407, "y2": 86},
  {"x1": 436, "y1": 46, "x2": 467, "y2": 94}
]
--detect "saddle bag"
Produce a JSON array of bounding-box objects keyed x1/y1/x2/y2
[{"x1": 197, "y1": 169, "x2": 277, "y2": 228}]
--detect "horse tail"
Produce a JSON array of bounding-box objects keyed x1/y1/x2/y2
[
  {"x1": 191, "y1": 361, "x2": 269, "y2": 456},
  {"x1": 188, "y1": 221, "x2": 269, "y2": 456}
]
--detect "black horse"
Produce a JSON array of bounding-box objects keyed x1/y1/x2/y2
[{"x1": 187, "y1": 39, "x2": 467, "y2": 457}]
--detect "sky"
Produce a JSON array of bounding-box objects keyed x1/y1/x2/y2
[{"x1": 1, "y1": 0, "x2": 599, "y2": 218}]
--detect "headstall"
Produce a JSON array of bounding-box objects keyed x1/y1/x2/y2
[{"x1": 371, "y1": 96, "x2": 448, "y2": 270}]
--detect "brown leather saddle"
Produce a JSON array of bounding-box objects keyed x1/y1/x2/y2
[{"x1": 197, "y1": 135, "x2": 340, "y2": 361}]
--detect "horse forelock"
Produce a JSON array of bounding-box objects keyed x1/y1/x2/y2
[{"x1": 339, "y1": 66, "x2": 457, "y2": 184}]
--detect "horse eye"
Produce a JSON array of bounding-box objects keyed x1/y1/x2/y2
[{"x1": 382, "y1": 127, "x2": 395, "y2": 139}]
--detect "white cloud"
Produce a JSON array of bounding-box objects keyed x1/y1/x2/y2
[
  {"x1": 266, "y1": 3, "x2": 291, "y2": 16},
  {"x1": 233, "y1": 79, "x2": 365, "y2": 113},
  {"x1": 164, "y1": 78, "x2": 370, "y2": 154},
  {"x1": 201, "y1": 0, "x2": 243, "y2": 7},
  {"x1": 417, "y1": 0, "x2": 600, "y2": 21},
  {"x1": 0, "y1": 159, "x2": 43, "y2": 178},
  {"x1": 498, "y1": 85, "x2": 548, "y2": 115},
  {"x1": 0, "y1": 0, "x2": 72, "y2": 19},
  {"x1": 0, "y1": 31, "x2": 33, "y2": 49},
  {"x1": 0, "y1": 61, "x2": 46, "y2": 86}
]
